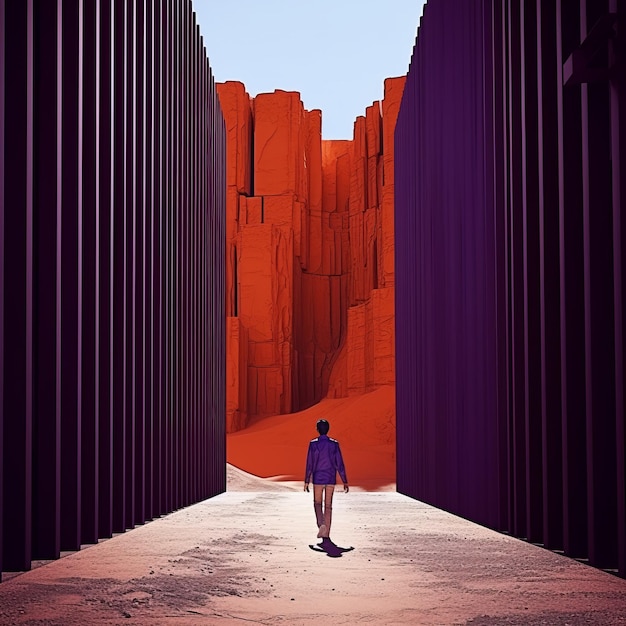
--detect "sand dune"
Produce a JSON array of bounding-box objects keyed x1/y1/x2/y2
[{"x1": 227, "y1": 385, "x2": 396, "y2": 490}]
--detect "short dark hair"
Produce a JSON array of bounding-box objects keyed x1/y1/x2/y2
[{"x1": 316, "y1": 419, "x2": 330, "y2": 435}]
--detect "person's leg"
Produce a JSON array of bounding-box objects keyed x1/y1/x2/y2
[
  {"x1": 321, "y1": 485, "x2": 335, "y2": 538},
  {"x1": 313, "y1": 484, "x2": 324, "y2": 532}
]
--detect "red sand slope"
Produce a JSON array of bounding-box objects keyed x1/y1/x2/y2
[{"x1": 227, "y1": 385, "x2": 396, "y2": 490}]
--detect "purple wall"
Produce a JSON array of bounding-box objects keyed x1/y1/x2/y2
[
  {"x1": 395, "y1": 0, "x2": 626, "y2": 577},
  {"x1": 0, "y1": 0, "x2": 226, "y2": 577}
]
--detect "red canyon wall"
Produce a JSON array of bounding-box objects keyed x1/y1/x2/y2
[{"x1": 218, "y1": 78, "x2": 405, "y2": 432}]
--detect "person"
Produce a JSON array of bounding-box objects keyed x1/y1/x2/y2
[{"x1": 304, "y1": 419, "x2": 349, "y2": 544}]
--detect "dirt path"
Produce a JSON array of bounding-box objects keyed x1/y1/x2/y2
[{"x1": 0, "y1": 468, "x2": 625, "y2": 624}]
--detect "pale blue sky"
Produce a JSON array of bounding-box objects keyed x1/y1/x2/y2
[{"x1": 192, "y1": 1, "x2": 426, "y2": 139}]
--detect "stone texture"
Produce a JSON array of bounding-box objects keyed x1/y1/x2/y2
[
  {"x1": 216, "y1": 81, "x2": 252, "y2": 195},
  {"x1": 381, "y1": 76, "x2": 406, "y2": 286},
  {"x1": 254, "y1": 91, "x2": 306, "y2": 198},
  {"x1": 226, "y1": 317, "x2": 248, "y2": 432},
  {"x1": 218, "y1": 77, "x2": 406, "y2": 431}
]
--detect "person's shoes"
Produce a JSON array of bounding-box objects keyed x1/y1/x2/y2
[{"x1": 317, "y1": 524, "x2": 327, "y2": 538}]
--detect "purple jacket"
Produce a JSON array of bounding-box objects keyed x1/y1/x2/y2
[{"x1": 304, "y1": 435, "x2": 348, "y2": 485}]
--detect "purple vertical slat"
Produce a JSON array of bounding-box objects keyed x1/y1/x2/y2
[
  {"x1": 580, "y1": 0, "x2": 618, "y2": 570},
  {"x1": 189, "y1": 15, "x2": 195, "y2": 504},
  {"x1": 0, "y1": 0, "x2": 5, "y2": 580},
  {"x1": 60, "y1": 0, "x2": 82, "y2": 552},
  {"x1": 124, "y1": 0, "x2": 135, "y2": 530},
  {"x1": 192, "y1": 17, "x2": 198, "y2": 505},
  {"x1": 201, "y1": 48, "x2": 206, "y2": 499},
  {"x1": 151, "y1": 0, "x2": 162, "y2": 519},
  {"x1": 81, "y1": 0, "x2": 99, "y2": 546},
  {"x1": 609, "y1": 0, "x2": 626, "y2": 578},
  {"x1": 2, "y1": 0, "x2": 34, "y2": 571},
  {"x1": 163, "y1": 0, "x2": 172, "y2": 516},
  {"x1": 520, "y1": 0, "x2": 544, "y2": 544},
  {"x1": 482, "y1": 3, "x2": 508, "y2": 528},
  {"x1": 166, "y1": 0, "x2": 173, "y2": 510},
  {"x1": 111, "y1": 0, "x2": 127, "y2": 534},
  {"x1": 180, "y1": 0, "x2": 186, "y2": 507},
  {"x1": 498, "y1": 0, "x2": 515, "y2": 534},
  {"x1": 168, "y1": 0, "x2": 176, "y2": 513},
  {"x1": 536, "y1": 0, "x2": 564, "y2": 551},
  {"x1": 144, "y1": 0, "x2": 153, "y2": 523},
  {"x1": 507, "y1": 0, "x2": 528, "y2": 540},
  {"x1": 134, "y1": 0, "x2": 145, "y2": 526},
  {"x1": 76, "y1": 0, "x2": 85, "y2": 543},
  {"x1": 176, "y1": 0, "x2": 183, "y2": 509},
  {"x1": 157, "y1": 0, "x2": 166, "y2": 517},
  {"x1": 169, "y1": 0, "x2": 177, "y2": 511},
  {"x1": 32, "y1": 0, "x2": 62, "y2": 560},
  {"x1": 55, "y1": 0, "x2": 63, "y2": 554},
  {"x1": 187, "y1": 5, "x2": 197, "y2": 502},
  {"x1": 556, "y1": 0, "x2": 588, "y2": 559},
  {"x1": 25, "y1": 0, "x2": 34, "y2": 567},
  {"x1": 487, "y1": 0, "x2": 510, "y2": 532},
  {"x1": 185, "y1": 0, "x2": 191, "y2": 506},
  {"x1": 97, "y1": 0, "x2": 113, "y2": 540}
]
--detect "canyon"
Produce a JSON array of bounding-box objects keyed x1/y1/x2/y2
[{"x1": 217, "y1": 77, "x2": 405, "y2": 443}]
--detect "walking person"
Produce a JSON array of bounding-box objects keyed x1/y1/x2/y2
[{"x1": 304, "y1": 419, "x2": 349, "y2": 545}]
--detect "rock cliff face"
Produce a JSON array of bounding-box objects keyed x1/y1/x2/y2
[{"x1": 218, "y1": 77, "x2": 406, "y2": 432}]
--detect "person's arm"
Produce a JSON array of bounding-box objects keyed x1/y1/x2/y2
[
  {"x1": 304, "y1": 442, "x2": 313, "y2": 491},
  {"x1": 335, "y1": 442, "x2": 349, "y2": 492}
]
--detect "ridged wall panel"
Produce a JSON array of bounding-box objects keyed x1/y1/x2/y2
[
  {"x1": 0, "y1": 0, "x2": 226, "y2": 577},
  {"x1": 395, "y1": 0, "x2": 626, "y2": 577}
]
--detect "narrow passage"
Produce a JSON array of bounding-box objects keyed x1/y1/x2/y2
[{"x1": 0, "y1": 468, "x2": 625, "y2": 625}]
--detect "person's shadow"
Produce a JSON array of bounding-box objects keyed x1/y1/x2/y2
[{"x1": 309, "y1": 539, "x2": 354, "y2": 558}]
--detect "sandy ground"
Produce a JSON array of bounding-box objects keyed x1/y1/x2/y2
[
  {"x1": 227, "y1": 385, "x2": 397, "y2": 490},
  {"x1": 0, "y1": 466, "x2": 625, "y2": 625}
]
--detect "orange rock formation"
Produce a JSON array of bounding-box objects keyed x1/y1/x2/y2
[{"x1": 218, "y1": 77, "x2": 406, "y2": 435}]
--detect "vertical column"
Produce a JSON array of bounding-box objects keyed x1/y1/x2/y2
[
  {"x1": 111, "y1": 0, "x2": 127, "y2": 534},
  {"x1": 196, "y1": 17, "x2": 202, "y2": 503},
  {"x1": 580, "y1": 0, "x2": 617, "y2": 569},
  {"x1": 32, "y1": 0, "x2": 62, "y2": 560},
  {"x1": 520, "y1": 0, "x2": 543, "y2": 544},
  {"x1": 159, "y1": 0, "x2": 171, "y2": 513},
  {"x1": 163, "y1": 0, "x2": 172, "y2": 516},
  {"x1": 176, "y1": 0, "x2": 182, "y2": 509},
  {"x1": 0, "y1": 0, "x2": 5, "y2": 579},
  {"x1": 201, "y1": 53, "x2": 207, "y2": 499},
  {"x1": 152, "y1": 0, "x2": 162, "y2": 519},
  {"x1": 488, "y1": 0, "x2": 511, "y2": 532},
  {"x1": 190, "y1": 14, "x2": 197, "y2": 504},
  {"x1": 2, "y1": 0, "x2": 33, "y2": 571},
  {"x1": 556, "y1": 0, "x2": 587, "y2": 559},
  {"x1": 168, "y1": 0, "x2": 175, "y2": 511},
  {"x1": 59, "y1": 0, "x2": 82, "y2": 553},
  {"x1": 181, "y1": 0, "x2": 189, "y2": 507},
  {"x1": 81, "y1": 0, "x2": 100, "y2": 546},
  {"x1": 169, "y1": 0, "x2": 177, "y2": 513},
  {"x1": 537, "y1": 0, "x2": 563, "y2": 551},
  {"x1": 124, "y1": 0, "x2": 135, "y2": 530},
  {"x1": 98, "y1": 0, "x2": 113, "y2": 540},
  {"x1": 506, "y1": 0, "x2": 528, "y2": 539},
  {"x1": 144, "y1": 0, "x2": 154, "y2": 523},
  {"x1": 134, "y1": 0, "x2": 145, "y2": 527},
  {"x1": 190, "y1": 16, "x2": 195, "y2": 502},
  {"x1": 609, "y1": 0, "x2": 626, "y2": 578}
]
